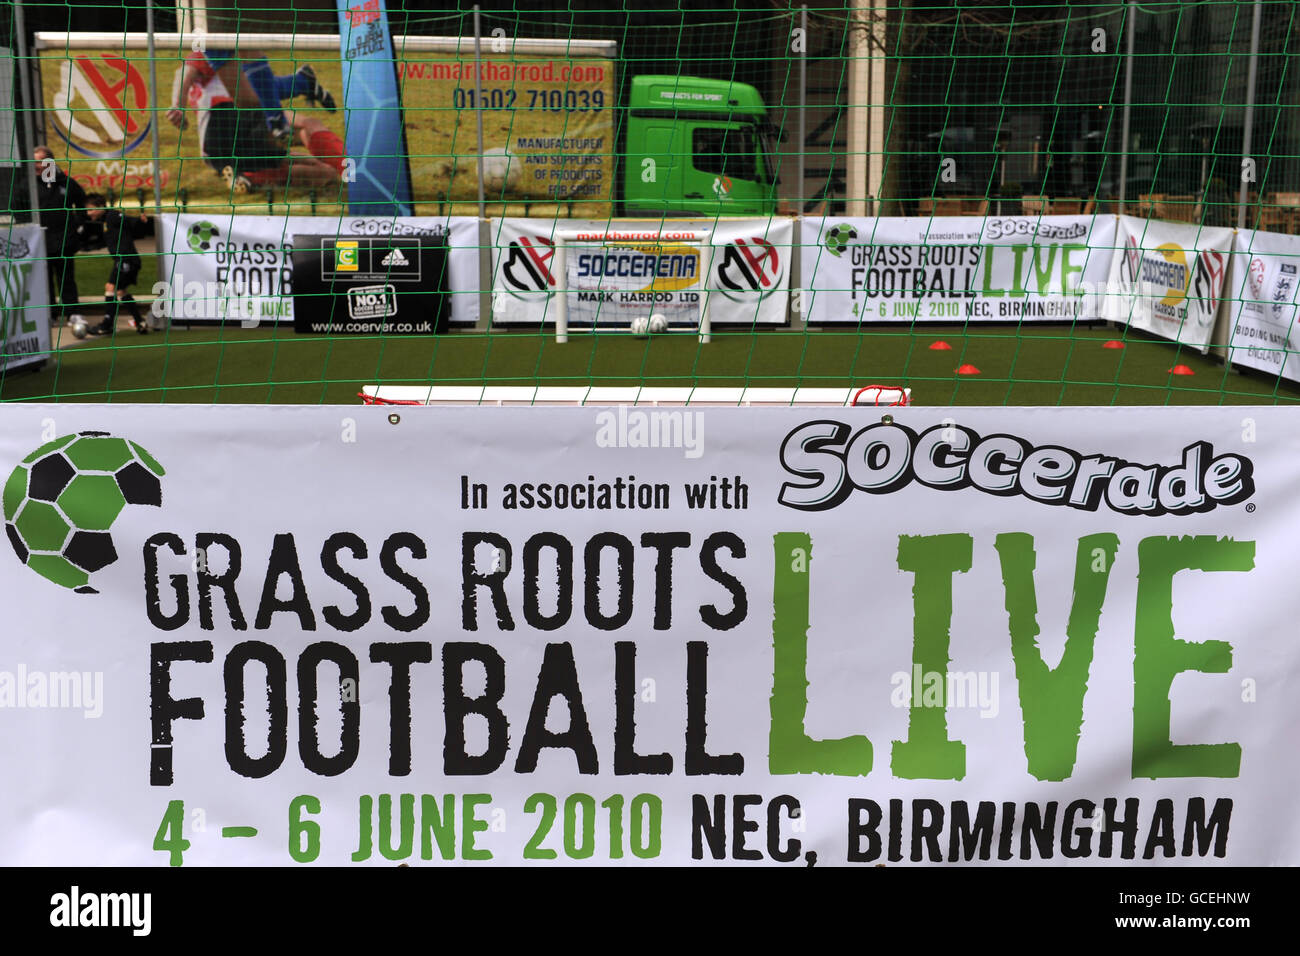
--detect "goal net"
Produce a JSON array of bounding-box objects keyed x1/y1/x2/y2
[{"x1": 552, "y1": 229, "x2": 714, "y2": 343}]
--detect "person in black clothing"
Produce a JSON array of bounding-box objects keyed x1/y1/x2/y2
[
  {"x1": 80, "y1": 194, "x2": 150, "y2": 335},
  {"x1": 33, "y1": 146, "x2": 86, "y2": 324}
]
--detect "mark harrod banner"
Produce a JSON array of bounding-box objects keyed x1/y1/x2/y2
[
  {"x1": 1, "y1": 405, "x2": 1297, "y2": 866},
  {"x1": 802, "y1": 216, "x2": 1117, "y2": 324}
]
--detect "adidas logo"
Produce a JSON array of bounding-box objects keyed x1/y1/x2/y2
[{"x1": 380, "y1": 247, "x2": 410, "y2": 267}]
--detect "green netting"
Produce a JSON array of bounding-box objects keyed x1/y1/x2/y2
[{"x1": 2, "y1": 1, "x2": 1299, "y2": 405}]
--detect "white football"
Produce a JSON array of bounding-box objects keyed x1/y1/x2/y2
[
  {"x1": 629, "y1": 315, "x2": 650, "y2": 336},
  {"x1": 70, "y1": 317, "x2": 89, "y2": 339},
  {"x1": 648, "y1": 313, "x2": 668, "y2": 334},
  {"x1": 480, "y1": 147, "x2": 521, "y2": 192}
]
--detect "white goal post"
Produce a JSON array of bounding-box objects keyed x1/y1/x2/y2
[
  {"x1": 359, "y1": 385, "x2": 913, "y2": 406},
  {"x1": 552, "y1": 228, "x2": 715, "y2": 344}
]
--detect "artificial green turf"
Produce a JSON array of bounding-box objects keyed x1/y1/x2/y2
[{"x1": 5, "y1": 322, "x2": 1300, "y2": 406}]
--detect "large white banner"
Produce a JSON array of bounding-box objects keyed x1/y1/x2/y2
[
  {"x1": 803, "y1": 216, "x2": 1118, "y2": 323},
  {"x1": 157, "y1": 215, "x2": 480, "y2": 325},
  {"x1": 1, "y1": 405, "x2": 1297, "y2": 866},
  {"x1": 1225, "y1": 229, "x2": 1300, "y2": 383},
  {"x1": 492, "y1": 218, "x2": 791, "y2": 326},
  {"x1": 1, "y1": 225, "x2": 52, "y2": 372},
  {"x1": 1104, "y1": 217, "x2": 1233, "y2": 353}
]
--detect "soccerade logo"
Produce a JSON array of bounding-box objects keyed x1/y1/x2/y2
[
  {"x1": 4, "y1": 432, "x2": 165, "y2": 593},
  {"x1": 716, "y1": 237, "x2": 783, "y2": 301},
  {"x1": 51, "y1": 55, "x2": 153, "y2": 159}
]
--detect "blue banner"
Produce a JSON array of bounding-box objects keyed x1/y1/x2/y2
[{"x1": 337, "y1": 0, "x2": 414, "y2": 216}]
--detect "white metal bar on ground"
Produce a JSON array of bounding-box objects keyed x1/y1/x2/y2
[{"x1": 359, "y1": 385, "x2": 912, "y2": 406}]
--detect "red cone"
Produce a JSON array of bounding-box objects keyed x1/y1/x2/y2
[
  {"x1": 1102, "y1": 340, "x2": 1126, "y2": 349},
  {"x1": 955, "y1": 364, "x2": 981, "y2": 375},
  {"x1": 1168, "y1": 364, "x2": 1195, "y2": 376},
  {"x1": 929, "y1": 340, "x2": 953, "y2": 350}
]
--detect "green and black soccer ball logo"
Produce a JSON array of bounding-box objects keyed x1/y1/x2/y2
[
  {"x1": 824, "y1": 223, "x2": 858, "y2": 257},
  {"x1": 4, "y1": 432, "x2": 165, "y2": 593},
  {"x1": 187, "y1": 221, "x2": 219, "y2": 253}
]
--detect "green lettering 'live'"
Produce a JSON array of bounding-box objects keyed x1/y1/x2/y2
[
  {"x1": 891, "y1": 533, "x2": 972, "y2": 780},
  {"x1": 996, "y1": 533, "x2": 1118, "y2": 781},
  {"x1": 1133, "y1": 535, "x2": 1253, "y2": 779},
  {"x1": 769, "y1": 532, "x2": 873, "y2": 775}
]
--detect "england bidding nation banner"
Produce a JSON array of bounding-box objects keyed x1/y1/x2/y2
[
  {"x1": 1225, "y1": 229, "x2": 1300, "y2": 383},
  {"x1": 157, "y1": 214, "x2": 480, "y2": 325},
  {"x1": 1, "y1": 405, "x2": 1297, "y2": 866},
  {"x1": 802, "y1": 216, "x2": 1117, "y2": 324},
  {"x1": 492, "y1": 218, "x2": 791, "y2": 326},
  {"x1": 1104, "y1": 217, "x2": 1233, "y2": 353}
]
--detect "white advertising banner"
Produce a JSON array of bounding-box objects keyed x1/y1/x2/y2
[
  {"x1": 1104, "y1": 217, "x2": 1233, "y2": 353},
  {"x1": 802, "y1": 216, "x2": 1118, "y2": 323},
  {"x1": 1, "y1": 405, "x2": 1297, "y2": 866},
  {"x1": 157, "y1": 215, "x2": 480, "y2": 325},
  {"x1": 1, "y1": 224, "x2": 52, "y2": 372},
  {"x1": 1225, "y1": 229, "x2": 1300, "y2": 383},
  {"x1": 491, "y1": 218, "x2": 791, "y2": 326}
]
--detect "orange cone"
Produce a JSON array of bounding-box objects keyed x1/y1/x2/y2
[
  {"x1": 1102, "y1": 340, "x2": 1125, "y2": 349},
  {"x1": 1168, "y1": 364, "x2": 1195, "y2": 376},
  {"x1": 955, "y1": 364, "x2": 981, "y2": 375},
  {"x1": 929, "y1": 340, "x2": 953, "y2": 351}
]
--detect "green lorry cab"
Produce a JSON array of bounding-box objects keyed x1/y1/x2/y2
[{"x1": 622, "y1": 76, "x2": 779, "y2": 217}]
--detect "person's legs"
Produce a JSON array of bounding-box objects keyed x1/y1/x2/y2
[
  {"x1": 244, "y1": 154, "x2": 340, "y2": 190},
  {"x1": 95, "y1": 261, "x2": 145, "y2": 333},
  {"x1": 46, "y1": 248, "x2": 62, "y2": 321},
  {"x1": 238, "y1": 53, "x2": 288, "y2": 131},
  {"x1": 56, "y1": 252, "x2": 78, "y2": 319},
  {"x1": 272, "y1": 65, "x2": 336, "y2": 112}
]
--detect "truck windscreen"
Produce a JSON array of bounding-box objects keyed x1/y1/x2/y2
[{"x1": 692, "y1": 125, "x2": 759, "y2": 182}]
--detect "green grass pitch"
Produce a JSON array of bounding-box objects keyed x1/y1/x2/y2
[{"x1": 4, "y1": 321, "x2": 1299, "y2": 407}]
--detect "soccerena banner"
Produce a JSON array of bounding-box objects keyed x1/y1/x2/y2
[
  {"x1": 491, "y1": 218, "x2": 791, "y2": 326},
  {"x1": 1, "y1": 405, "x2": 1296, "y2": 866},
  {"x1": 1104, "y1": 217, "x2": 1232, "y2": 353},
  {"x1": 1225, "y1": 229, "x2": 1300, "y2": 383},
  {"x1": 157, "y1": 214, "x2": 480, "y2": 325},
  {"x1": 802, "y1": 216, "x2": 1117, "y2": 323}
]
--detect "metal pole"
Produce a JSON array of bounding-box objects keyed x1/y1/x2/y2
[
  {"x1": 798, "y1": 5, "x2": 806, "y2": 213},
  {"x1": 1117, "y1": 0, "x2": 1135, "y2": 212},
  {"x1": 145, "y1": 0, "x2": 164, "y2": 215},
  {"x1": 473, "y1": 5, "x2": 486, "y2": 220},
  {"x1": 554, "y1": 238, "x2": 568, "y2": 343},
  {"x1": 12, "y1": 0, "x2": 41, "y2": 224},
  {"x1": 1237, "y1": 0, "x2": 1262, "y2": 230}
]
